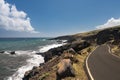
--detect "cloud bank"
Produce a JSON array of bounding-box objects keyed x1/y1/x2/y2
[
  {"x1": 96, "y1": 18, "x2": 120, "y2": 29},
  {"x1": 0, "y1": 0, "x2": 38, "y2": 33}
]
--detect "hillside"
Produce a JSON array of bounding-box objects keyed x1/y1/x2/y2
[
  {"x1": 54, "y1": 26, "x2": 120, "y2": 44},
  {"x1": 23, "y1": 26, "x2": 120, "y2": 80}
]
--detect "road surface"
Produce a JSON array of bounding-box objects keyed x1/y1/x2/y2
[{"x1": 87, "y1": 45, "x2": 120, "y2": 80}]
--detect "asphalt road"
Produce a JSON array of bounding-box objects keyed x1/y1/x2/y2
[{"x1": 87, "y1": 45, "x2": 120, "y2": 80}]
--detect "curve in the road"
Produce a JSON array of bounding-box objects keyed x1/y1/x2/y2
[
  {"x1": 86, "y1": 45, "x2": 120, "y2": 80},
  {"x1": 86, "y1": 46, "x2": 97, "y2": 80}
]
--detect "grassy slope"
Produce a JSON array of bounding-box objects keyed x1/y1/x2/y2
[
  {"x1": 48, "y1": 26, "x2": 120, "y2": 80},
  {"x1": 37, "y1": 46, "x2": 96, "y2": 80},
  {"x1": 24, "y1": 26, "x2": 120, "y2": 80}
]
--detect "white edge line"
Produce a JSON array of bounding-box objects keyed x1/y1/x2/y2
[
  {"x1": 86, "y1": 46, "x2": 98, "y2": 80},
  {"x1": 107, "y1": 45, "x2": 120, "y2": 59}
]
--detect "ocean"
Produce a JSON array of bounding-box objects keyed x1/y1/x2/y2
[{"x1": 0, "y1": 38, "x2": 66, "y2": 80}]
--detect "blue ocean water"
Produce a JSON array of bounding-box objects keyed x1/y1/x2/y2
[
  {"x1": 0, "y1": 38, "x2": 61, "y2": 80},
  {"x1": 0, "y1": 38, "x2": 55, "y2": 51}
]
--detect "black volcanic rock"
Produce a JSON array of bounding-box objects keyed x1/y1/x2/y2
[
  {"x1": 23, "y1": 26, "x2": 120, "y2": 80},
  {"x1": 96, "y1": 28, "x2": 120, "y2": 45},
  {"x1": 43, "y1": 41, "x2": 90, "y2": 62},
  {"x1": 50, "y1": 35, "x2": 76, "y2": 43},
  {"x1": 70, "y1": 41, "x2": 90, "y2": 52},
  {"x1": 10, "y1": 51, "x2": 16, "y2": 55},
  {"x1": 0, "y1": 51, "x2": 5, "y2": 53}
]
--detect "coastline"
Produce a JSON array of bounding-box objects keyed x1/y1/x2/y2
[
  {"x1": 23, "y1": 39, "x2": 91, "y2": 80},
  {"x1": 22, "y1": 26, "x2": 120, "y2": 80},
  {"x1": 0, "y1": 26, "x2": 119, "y2": 80},
  {"x1": 1, "y1": 40, "x2": 66, "y2": 80}
]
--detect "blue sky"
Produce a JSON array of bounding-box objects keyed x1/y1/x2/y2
[{"x1": 0, "y1": 0, "x2": 120, "y2": 37}]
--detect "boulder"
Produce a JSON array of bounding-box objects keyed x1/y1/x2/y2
[
  {"x1": 32, "y1": 66, "x2": 38, "y2": 70},
  {"x1": 10, "y1": 51, "x2": 16, "y2": 55},
  {"x1": 0, "y1": 51, "x2": 4, "y2": 53},
  {"x1": 23, "y1": 69, "x2": 39, "y2": 80},
  {"x1": 70, "y1": 41, "x2": 90, "y2": 52},
  {"x1": 36, "y1": 52, "x2": 45, "y2": 57},
  {"x1": 67, "y1": 48, "x2": 76, "y2": 54},
  {"x1": 56, "y1": 59, "x2": 75, "y2": 79}
]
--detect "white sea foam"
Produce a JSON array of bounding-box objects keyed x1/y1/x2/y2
[
  {"x1": 7, "y1": 42, "x2": 66, "y2": 80},
  {"x1": 7, "y1": 51, "x2": 44, "y2": 80},
  {"x1": 39, "y1": 43, "x2": 66, "y2": 53},
  {"x1": 4, "y1": 51, "x2": 10, "y2": 54},
  {"x1": 15, "y1": 51, "x2": 35, "y2": 56}
]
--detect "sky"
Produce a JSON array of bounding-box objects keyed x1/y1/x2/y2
[{"x1": 0, "y1": 0, "x2": 120, "y2": 37}]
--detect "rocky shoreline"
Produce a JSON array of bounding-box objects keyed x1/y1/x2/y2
[
  {"x1": 0, "y1": 51, "x2": 16, "y2": 55},
  {"x1": 23, "y1": 40, "x2": 91, "y2": 80},
  {"x1": 23, "y1": 26, "x2": 120, "y2": 80}
]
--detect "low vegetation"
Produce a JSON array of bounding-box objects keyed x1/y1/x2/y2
[
  {"x1": 111, "y1": 45, "x2": 120, "y2": 57},
  {"x1": 23, "y1": 26, "x2": 120, "y2": 80}
]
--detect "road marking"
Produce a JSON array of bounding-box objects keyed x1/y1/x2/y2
[
  {"x1": 86, "y1": 45, "x2": 120, "y2": 80},
  {"x1": 86, "y1": 46, "x2": 98, "y2": 80},
  {"x1": 107, "y1": 45, "x2": 120, "y2": 59}
]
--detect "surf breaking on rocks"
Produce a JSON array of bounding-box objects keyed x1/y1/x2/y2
[{"x1": 7, "y1": 42, "x2": 66, "y2": 80}]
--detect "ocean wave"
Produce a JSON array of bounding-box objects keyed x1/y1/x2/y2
[
  {"x1": 7, "y1": 54, "x2": 44, "y2": 80},
  {"x1": 7, "y1": 42, "x2": 66, "y2": 80},
  {"x1": 39, "y1": 43, "x2": 66, "y2": 53}
]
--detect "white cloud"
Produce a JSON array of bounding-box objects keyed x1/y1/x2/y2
[
  {"x1": 96, "y1": 17, "x2": 120, "y2": 29},
  {"x1": 0, "y1": 0, "x2": 38, "y2": 33}
]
